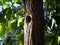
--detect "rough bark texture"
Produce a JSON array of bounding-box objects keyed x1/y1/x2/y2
[{"x1": 24, "y1": 0, "x2": 44, "y2": 45}]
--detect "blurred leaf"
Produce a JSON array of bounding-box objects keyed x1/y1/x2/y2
[
  {"x1": 7, "y1": 21, "x2": 11, "y2": 31},
  {"x1": 19, "y1": 20, "x2": 24, "y2": 30},
  {"x1": 58, "y1": 36, "x2": 60, "y2": 44},
  {"x1": 17, "y1": 17, "x2": 24, "y2": 27},
  {"x1": 0, "y1": 24, "x2": 6, "y2": 37},
  {"x1": 12, "y1": 0, "x2": 18, "y2": 3},
  {"x1": 51, "y1": 18, "x2": 55, "y2": 29},
  {"x1": 0, "y1": 0, "x2": 5, "y2": 4},
  {"x1": 11, "y1": 19, "x2": 17, "y2": 29},
  {"x1": 14, "y1": 14, "x2": 17, "y2": 18},
  {"x1": 11, "y1": 19, "x2": 16, "y2": 23},
  {"x1": 0, "y1": 24, "x2": 3, "y2": 31},
  {"x1": 6, "y1": 8, "x2": 12, "y2": 20},
  {"x1": 4, "y1": 15, "x2": 7, "y2": 19},
  {"x1": 16, "y1": 32, "x2": 24, "y2": 42},
  {"x1": 19, "y1": 41, "x2": 23, "y2": 45},
  {"x1": 44, "y1": 0, "x2": 56, "y2": 12},
  {"x1": 3, "y1": 4, "x2": 10, "y2": 9},
  {"x1": 48, "y1": 40, "x2": 52, "y2": 45}
]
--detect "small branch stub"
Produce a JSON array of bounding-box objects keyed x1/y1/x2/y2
[{"x1": 26, "y1": 16, "x2": 31, "y2": 25}]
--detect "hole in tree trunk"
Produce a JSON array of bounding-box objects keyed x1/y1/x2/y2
[{"x1": 26, "y1": 16, "x2": 31, "y2": 24}]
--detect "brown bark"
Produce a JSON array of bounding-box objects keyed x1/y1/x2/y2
[{"x1": 24, "y1": 0, "x2": 44, "y2": 45}]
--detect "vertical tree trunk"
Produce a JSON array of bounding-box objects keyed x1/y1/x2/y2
[{"x1": 24, "y1": 0, "x2": 44, "y2": 45}]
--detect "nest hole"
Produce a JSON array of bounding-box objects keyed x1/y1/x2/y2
[{"x1": 26, "y1": 16, "x2": 31, "y2": 24}]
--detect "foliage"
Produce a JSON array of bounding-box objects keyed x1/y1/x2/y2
[
  {"x1": 0, "y1": 0, "x2": 24, "y2": 45},
  {"x1": 16, "y1": 32, "x2": 24, "y2": 45},
  {"x1": 44, "y1": 0, "x2": 60, "y2": 45}
]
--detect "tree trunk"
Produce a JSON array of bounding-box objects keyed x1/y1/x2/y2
[{"x1": 24, "y1": 0, "x2": 44, "y2": 45}]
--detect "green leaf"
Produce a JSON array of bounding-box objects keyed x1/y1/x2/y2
[
  {"x1": 16, "y1": 32, "x2": 24, "y2": 41},
  {"x1": 17, "y1": 17, "x2": 24, "y2": 27},
  {"x1": 58, "y1": 36, "x2": 60, "y2": 44},
  {"x1": 3, "y1": 4, "x2": 10, "y2": 9},
  {"x1": 0, "y1": 24, "x2": 3, "y2": 31},
  {"x1": 4, "y1": 8, "x2": 12, "y2": 20},
  {"x1": 4, "y1": 20, "x2": 12, "y2": 32},
  {"x1": 11, "y1": 19, "x2": 17, "y2": 29},
  {"x1": 0, "y1": 24, "x2": 6, "y2": 37},
  {"x1": 12, "y1": 0, "x2": 18, "y2": 3},
  {"x1": 0, "y1": 0, "x2": 5, "y2": 4},
  {"x1": 8, "y1": 21, "x2": 11, "y2": 29},
  {"x1": 19, "y1": 41, "x2": 23, "y2": 45},
  {"x1": 0, "y1": 13, "x2": 6, "y2": 23}
]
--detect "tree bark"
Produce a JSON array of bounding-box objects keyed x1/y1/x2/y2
[{"x1": 24, "y1": 0, "x2": 44, "y2": 45}]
